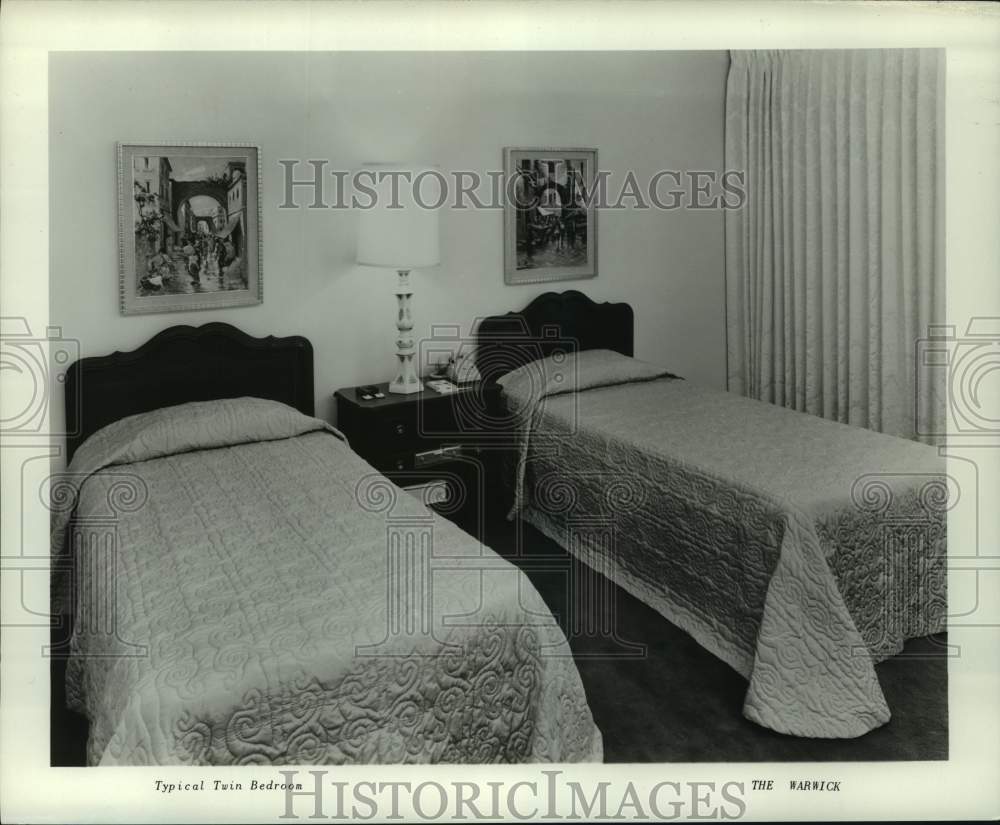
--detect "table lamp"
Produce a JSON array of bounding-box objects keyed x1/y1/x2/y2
[{"x1": 356, "y1": 164, "x2": 441, "y2": 394}]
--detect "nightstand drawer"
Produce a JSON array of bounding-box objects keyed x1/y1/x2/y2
[
  {"x1": 395, "y1": 459, "x2": 487, "y2": 535},
  {"x1": 334, "y1": 381, "x2": 501, "y2": 540},
  {"x1": 383, "y1": 416, "x2": 416, "y2": 441},
  {"x1": 353, "y1": 413, "x2": 418, "y2": 445},
  {"x1": 336, "y1": 407, "x2": 419, "y2": 453}
]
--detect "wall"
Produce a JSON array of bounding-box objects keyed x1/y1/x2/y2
[{"x1": 49, "y1": 51, "x2": 729, "y2": 445}]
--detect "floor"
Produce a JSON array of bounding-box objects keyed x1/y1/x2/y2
[{"x1": 51, "y1": 508, "x2": 949, "y2": 766}]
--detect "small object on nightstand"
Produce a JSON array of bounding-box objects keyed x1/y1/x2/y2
[
  {"x1": 357, "y1": 384, "x2": 385, "y2": 401},
  {"x1": 425, "y1": 379, "x2": 470, "y2": 395}
]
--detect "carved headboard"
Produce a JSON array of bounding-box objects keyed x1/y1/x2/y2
[
  {"x1": 64, "y1": 323, "x2": 314, "y2": 460},
  {"x1": 474, "y1": 290, "x2": 634, "y2": 384}
]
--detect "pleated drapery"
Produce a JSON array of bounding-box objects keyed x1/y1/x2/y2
[{"x1": 724, "y1": 50, "x2": 944, "y2": 442}]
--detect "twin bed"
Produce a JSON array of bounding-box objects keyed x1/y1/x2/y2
[
  {"x1": 54, "y1": 293, "x2": 947, "y2": 764},
  {"x1": 52, "y1": 323, "x2": 600, "y2": 765},
  {"x1": 475, "y1": 291, "x2": 947, "y2": 739}
]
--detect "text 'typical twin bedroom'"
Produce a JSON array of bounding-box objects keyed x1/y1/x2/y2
[{"x1": 46, "y1": 48, "x2": 948, "y2": 767}]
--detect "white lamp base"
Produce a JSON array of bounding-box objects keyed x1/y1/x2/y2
[{"x1": 388, "y1": 269, "x2": 424, "y2": 394}]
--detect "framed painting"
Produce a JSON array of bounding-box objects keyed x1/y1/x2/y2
[
  {"x1": 503, "y1": 147, "x2": 598, "y2": 285},
  {"x1": 117, "y1": 143, "x2": 262, "y2": 315}
]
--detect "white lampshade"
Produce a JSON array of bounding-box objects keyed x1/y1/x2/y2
[{"x1": 356, "y1": 163, "x2": 441, "y2": 269}]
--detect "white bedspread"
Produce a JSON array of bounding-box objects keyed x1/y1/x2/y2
[
  {"x1": 52, "y1": 397, "x2": 602, "y2": 765},
  {"x1": 500, "y1": 351, "x2": 947, "y2": 738}
]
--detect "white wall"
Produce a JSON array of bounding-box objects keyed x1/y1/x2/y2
[{"x1": 49, "y1": 51, "x2": 729, "y2": 442}]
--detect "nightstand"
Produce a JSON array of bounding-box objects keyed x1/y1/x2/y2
[{"x1": 334, "y1": 381, "x2": 505, "y2": 537}]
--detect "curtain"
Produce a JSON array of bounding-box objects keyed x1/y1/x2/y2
[{"x1": 724, "y1": 50, "x2": 944, "y2": 442}]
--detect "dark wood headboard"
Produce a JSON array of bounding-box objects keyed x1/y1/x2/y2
[
  {"x1": 64, "y1": 323, "x2": 314, "y2": 460},
  {"x1": 475, "y1": 290, "x2": 634, "y2": 384}
]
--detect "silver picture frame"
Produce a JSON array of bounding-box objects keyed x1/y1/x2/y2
[
  {"x1": 117, "y1": 142, "x2": 262, "y2": 315},
  {"x1": 503, "y1": 146, "x2": 598, "y2": 285}
]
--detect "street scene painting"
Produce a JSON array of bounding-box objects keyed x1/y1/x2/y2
[
  {"x1": 504, "y1": 147, "x2": 597, "y2": 285},
  {"x1": 118, "y1": 143, "x2": 261, "y2": 314}
]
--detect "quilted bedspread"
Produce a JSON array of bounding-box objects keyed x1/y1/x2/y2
[
  {"x1": 52, "y1": 397, "x2": 602, "y2": 765},
  {"x1": 500, "y1": 351, "x2": 947, "y2": 738}
]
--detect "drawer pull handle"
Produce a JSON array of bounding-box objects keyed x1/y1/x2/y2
[
  {"x1": 394, "y1": 424, "x2": 405, "y2": 435},
  {"x1": 395, "y1": 459, "x2": 405, "y2": 470},
  {"x1": 414, "y1": 445, "x2": 463, "y2": 467},
  {"x1": 403, "y1": 481, "x2": 450, "y2": 507}
]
